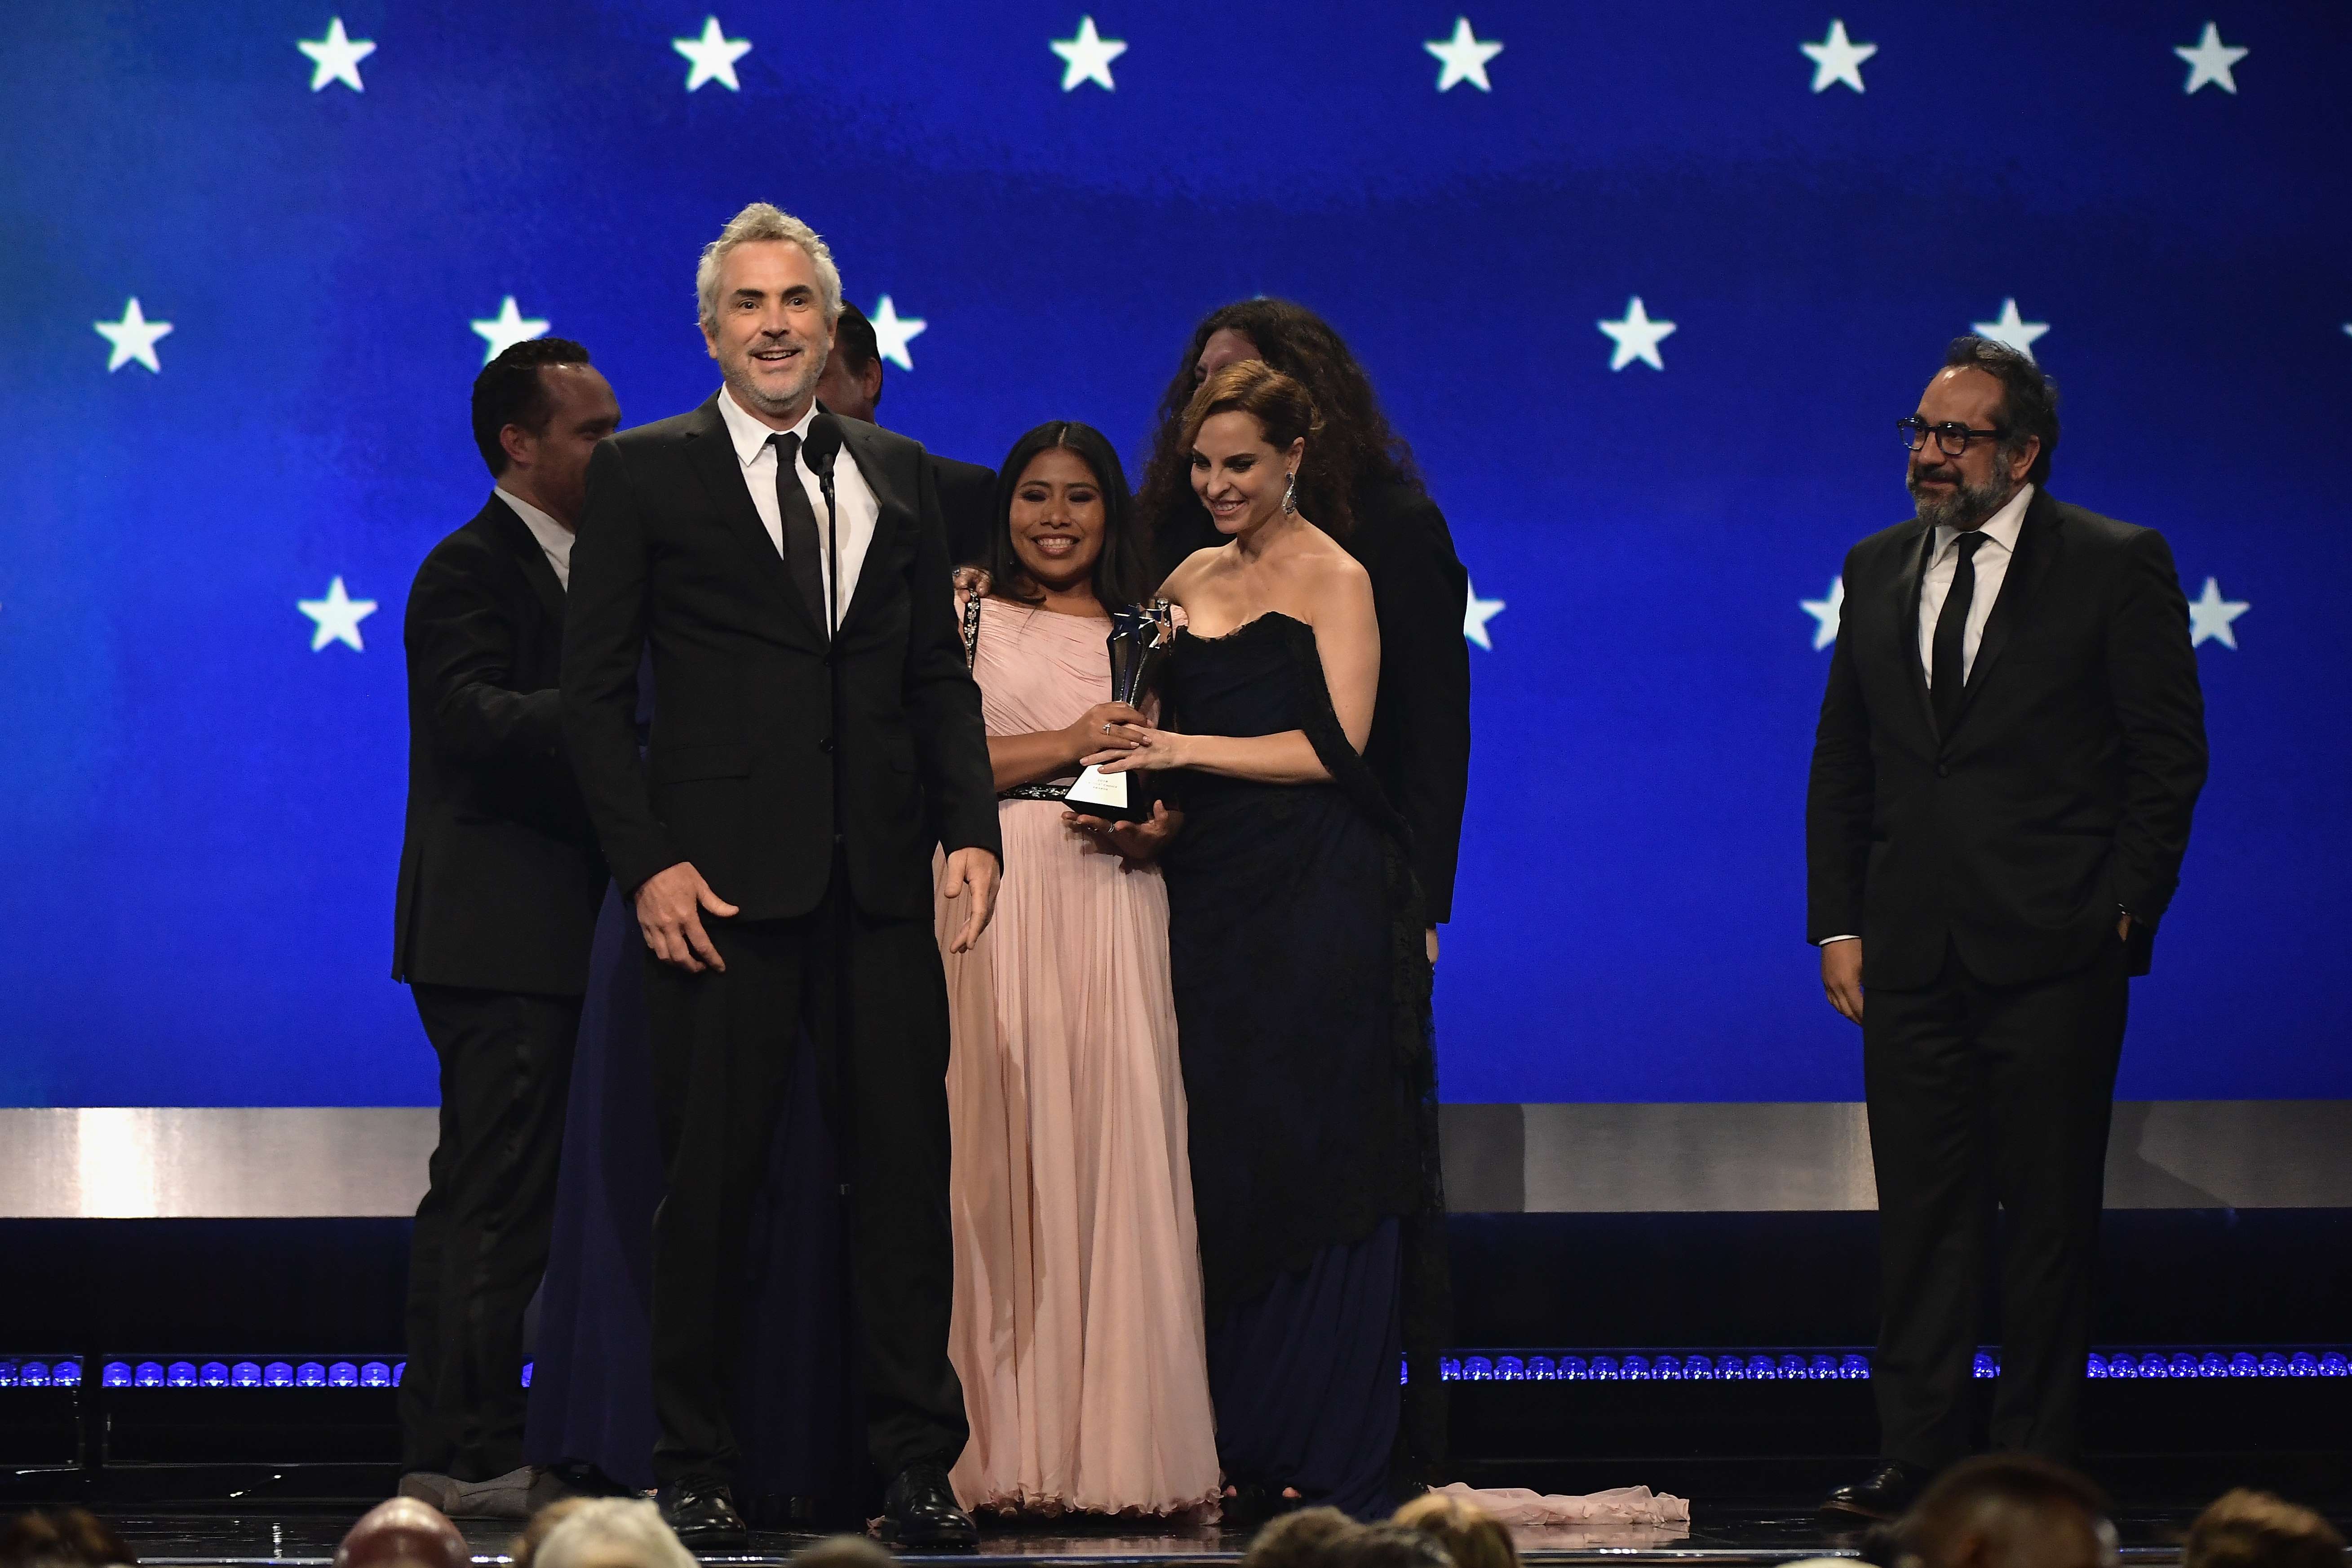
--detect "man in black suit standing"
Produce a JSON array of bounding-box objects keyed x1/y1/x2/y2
[
  {"x1": 1807, "y1": 337, "x2": 2208, "y2": 1517},
  {"x1": 562, "y1": 203, "x2": 1000, "y2": 1550},
  {"x1": 393, "y1": 338, "x2": 619, "y2": 1516},
  {"x1": 814, "y1": 299, "x2": 997, "y2": 564}
]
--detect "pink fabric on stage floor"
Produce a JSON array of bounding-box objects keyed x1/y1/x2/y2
[
  {"x1": 1426, "y1": 1483, "x2": 1692, "y2": 1526},
  {"x1": 934, "y1": 595, "x2": 1221, "y2": 1520}
]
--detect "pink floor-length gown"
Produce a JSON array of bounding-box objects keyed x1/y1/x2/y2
[{"x1": 932, "y1": 595, "x2": 1221, "y2": 1519}]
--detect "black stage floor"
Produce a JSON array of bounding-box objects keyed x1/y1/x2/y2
[{"x1": 74, "y1": 1506, "x2": 2228, "y2": 1566}]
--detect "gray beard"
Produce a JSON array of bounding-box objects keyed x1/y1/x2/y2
[
  {"x1": 724, "y1": 359, "x2": 819, "y2": 421},
  {"x1": 1909, "y1": 467, "x2": 2015, "y2": 531}
]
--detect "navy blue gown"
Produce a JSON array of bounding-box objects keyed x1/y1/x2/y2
[
  {"x1": 523, "y1": 881, "x2": 864, "y2": 1522},
  {"x1": 1158, "y1": 614, "x2": 1448, "y2": 1519}
]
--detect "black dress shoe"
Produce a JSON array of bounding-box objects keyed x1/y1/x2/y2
[
  {"x1": 659, "y1": 1482, "x2": 750, "y2": 1550},
  {"x1": 878, "y1": 1463, "x2": 979, "y2": 1552},
  {"x1": 1820, "y1": 1461, "x2": 1929, "y2": 1521}
]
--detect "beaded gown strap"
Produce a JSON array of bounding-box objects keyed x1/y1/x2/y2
[{"x1": 959, "y1": 588, "x2": 982, "y2": 669}]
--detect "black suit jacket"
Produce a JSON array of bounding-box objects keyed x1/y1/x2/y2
[
  {"x1": 393, "y1": 495, "x2": 607, "y2": 996},
  {"x1": 929, "y1": 453, "x2": 997, "y2": 568},
  {"x1": 561, "y1": 397, "x2": 999, "y2": 921},
  {"x1": 1805, "y1": 489, "x2": 2208, "y2": 988}
]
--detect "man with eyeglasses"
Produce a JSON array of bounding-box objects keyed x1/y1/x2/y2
[{"x1": 1805, "y1": 337, "x2": 2208, "y2": 1519}]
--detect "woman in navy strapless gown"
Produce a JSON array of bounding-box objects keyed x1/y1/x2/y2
[{"x1": 1087, "y1": 361, "x2": 1447, "y2": 1520}]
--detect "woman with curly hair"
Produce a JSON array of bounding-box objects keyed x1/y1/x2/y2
[{"x1": 1137, "y1": 299, "x2": 1471, "y2": 956}]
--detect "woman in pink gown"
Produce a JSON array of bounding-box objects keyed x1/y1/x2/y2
[{"x1": 931, "y1": 421, "x2": 1220, "y2": 1519}]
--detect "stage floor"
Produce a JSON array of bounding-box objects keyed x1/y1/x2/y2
[{"x1": 88, "y1": 1506, "x2": 2217, "y2": 1566}]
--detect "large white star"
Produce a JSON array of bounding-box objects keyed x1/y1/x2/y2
[
  {"x1": 868, "y1": 296, "x2": 926, "y2": 371},
  {"x1": 1971, "y1": 297, "x2": 2049, "y2": 360},
  {"x1": 2187, "y1": 576, "x2": 2249, "y2": 649},
  {"x1": 472, "y1": 296, "x2": 550, "y2": 364},
  {"x1": 1050, "y1": 16, "x2": 1126, "y2": 92},
  {"x1": 297, "y1": 18, "x2": 376, "y2": 93},
  {"x1": 1426, "y1": 18, "x2": 1504, "y2": 92},
  {"x1": 1598, "y1": 296, "x2": 1676, "y2": 372},
  {"x1": 94, "y1": 297, "x2": 174, "y2": 373},
  {"x1": 1802, "y1": 576, "x2": 1845, "y2": 650},
  {"x1": 2175, "y1": 22, "x2": 2247, "y2": 95},
  {"x1": 1463, "y1": 580, "x2": 1505, "y2": 650},
  {"x1": 298, "y1": 576, "x2": 378, "y2": 652},
  {"x1": 1800, "y1": 19, "x2": 1877, "y2": 93},
  {"x1": 673, "y1": 16, "x2": 752, "y2": 92}
]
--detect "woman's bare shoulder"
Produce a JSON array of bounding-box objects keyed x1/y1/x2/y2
[{"x1": 1158, "y1": 545, "x2": 1227, "y2": 602}]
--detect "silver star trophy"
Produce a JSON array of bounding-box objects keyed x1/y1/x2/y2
[{"x1": 1063, "y1": 600, "x2": 1174, "y2": 823}]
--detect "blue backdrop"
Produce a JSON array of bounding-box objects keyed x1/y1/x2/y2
[{"x1": 2, "y1": 1, "x2": 2344, "y2": 1108}]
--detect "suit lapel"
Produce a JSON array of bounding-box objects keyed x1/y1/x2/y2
[
  {"x1": 682, "y1": 395, "x2": 826, "y2": 644},
  {"x1": 482, "y1": 496, "x2": 566, "y2": 625},
  {"x1": 835, "y1": 421, "x2": 906, "y2": 634},
  {"x1": 1953, "y1": 487, "x2": 2060, "y2": 727},
  {"x1": 1891, "y1": 521, "x2": 1939, "y2": 742}
]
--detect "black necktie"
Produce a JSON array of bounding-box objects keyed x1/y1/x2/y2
[
  {"x1": 768, "y1": 432, "x2": 827, "y2": 635},
  {"x1": 1931, "y1": 530, "x2": 1986, "y2": 735}
]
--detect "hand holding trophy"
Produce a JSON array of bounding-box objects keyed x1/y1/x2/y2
[{"x1": 1063, "y1": 600, "x2": 1174, "y2": 824}]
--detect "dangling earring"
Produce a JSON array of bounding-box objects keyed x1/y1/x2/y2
[{"x1": 1281, "y1": 470, "x2": 1299, "y2": 515}]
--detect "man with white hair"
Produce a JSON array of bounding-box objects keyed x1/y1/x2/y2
[{"x1": 561, "y1": 202, "x2": 999, "y2": 1550}]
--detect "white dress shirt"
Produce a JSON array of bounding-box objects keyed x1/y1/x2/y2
[
  {"x1": 1819, "y1": 483, "x2": 2038, "y2": 949},
  {"x1": 1918, "y1": 483, "x2": 2033, "y2": 687},
  {"x1": 494, "y1": 486, "x2": 574, "y2": 589},
  {"x1": 714, "y1": 385, "x2": 881, "y2": 633}
]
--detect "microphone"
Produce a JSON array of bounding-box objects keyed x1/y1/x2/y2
[
  {"x1": 801, "y1": 411, "x2": 845, "y2": 481},
  {"x1": 801, "y1": 412, "x2": 846, "y2": 635}
]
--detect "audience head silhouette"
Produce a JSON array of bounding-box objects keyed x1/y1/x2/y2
[
  {"x1": 334, "y1": 1499, "x2": 469, "y2": 1568},
  {"x1": 0, "y1": 1509, "x2": 137, "y2": 1568},
  {"x1": 2183, "y1": 1490, "x2": 2346, "y2": 1568},
  {"x1": 1901, "y1": 1456, "x2": 2116, "y2": 1568},
  {"x1": 1240, "y1": 1508, "x2": 1358, "y2": 1568},
  {"x1": 529, "y1": 1499, "x2": 699, "y2": 1568},
  {"x1": 1393, "y1": 1492, "x2": 1520, "y2": 1568}
]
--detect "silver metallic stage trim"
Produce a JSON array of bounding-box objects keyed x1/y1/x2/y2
[{"x1": 0, "y1": 1102, "x2": 2345, "y2": 1218}]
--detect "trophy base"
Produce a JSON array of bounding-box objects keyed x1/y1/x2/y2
[{"x1": 1063, "y1": 764, "x2": 1149, "y2": 823}]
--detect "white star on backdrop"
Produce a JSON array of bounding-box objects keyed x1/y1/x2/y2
[
  {"x1": 1599, "y1": 297, "x2": 1677, "y2": 371},
  {"x1": 1801, "y1": 577, "x2": 1845, "y2": 650},
  {"x1": 1051, "y1": 17, "x2": 1126, "y2": 92},
  {"x1": 1463, "y1": 580, "x2": 1505, "y2": 649},
  {"x1": 2175, "y1": 22, "x2": 2247, "y2": 95},
  {"x1": 867, "y1": 296, "x2": 926, "y2": 371},
  {"x1": 472, "y1": 297, "x2": 550, "y2": 363},
  {"x1": 2187, "y1": 576, "x2": 2250, "y2": 648},
  {"x1": 297, "y1": 18, "x2": 375, "y2": 93},
  {"x1": 94, "y1": 298, "x2": 174, "y2": 373},
  {"x1": 1971, "y1": 298, "x2": 2049, "y2": 359},
  {"x1": 1426, "y1": 18, "x2": 1504, "y2": 92},
  {"x1": 298, "y1": 577, "x2": 378, "y2": 652},
  {"x1": 673, "y1": 17, "x2": 751, "y2": 92},
  {"x1": 1800, "y1": 20, "x2": 1876, "y2": 93}
]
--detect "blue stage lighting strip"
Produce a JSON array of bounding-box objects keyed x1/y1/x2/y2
[
  {"x1": 1437, "y1": 1348, "x2": 2352, "y2": 1381},
  {"x1": 10, "y1": 1348, "x2": 2348, "y2": 1391}
]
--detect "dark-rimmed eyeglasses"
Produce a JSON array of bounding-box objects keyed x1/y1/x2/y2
[{"x1": 1900, "y1": 416, "x2": 2006, "y2": 456}]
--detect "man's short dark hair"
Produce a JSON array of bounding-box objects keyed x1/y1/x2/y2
[
  {"x1": 1905, "y1": 1454, "x2": 2111, "y2": 1568},
  {"x1": 1944, "y1": 335, "x2": 2059, "y2": 487},
  {"x1": 471, "y1": 338, "x2": 593, "y2": 477},
  {"x1": 831, "y1": 299, "x2": 881, "y2": 394}
]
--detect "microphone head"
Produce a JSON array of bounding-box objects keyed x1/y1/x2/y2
[{"x1": 802, "y1": 411, "x2": 845, "y2": 474}]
